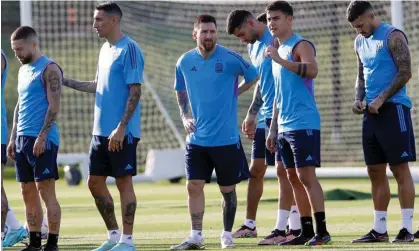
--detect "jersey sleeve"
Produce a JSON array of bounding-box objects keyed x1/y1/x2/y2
[
  {"x1": 229, "y1": 51, "x2": 259, "y2": 84},
  {"x1": 123, "y1": 43, "x2": 144, "y2": 85},
  {"x1": 174, "y1": 59, "x2": 186, "y2": 91}
]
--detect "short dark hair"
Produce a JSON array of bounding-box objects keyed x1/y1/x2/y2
[
  {"x1": 11, "y1": 26, "x2": 38, "y2": 41},
  {"x1": 96, "y1": 2, "x2": 123, "y2": 20},
  {"x1": 194, "y1": 14, "x2": 217, "y2": 29},
  {"x1": 256, "y1": 12, "x2": 267, "y2": 25},
  {"x1": 226, "y1": 10, "x2": 253, "y2": 34},
  {"x1": 265, "y1": 1, "x2": 293, "y2": 17},
  {"x1": 346, "y1": 1, "x2": 373, "y2": 22}
]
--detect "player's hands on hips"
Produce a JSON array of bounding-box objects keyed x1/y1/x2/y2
[
  {"x1": 108, "y1": 125, "x2": 125, "y2": 152},
  {"x1": 368, "y1": 96, "x2": 384, "y2": 114},
  {"x1": 242, "y1": 114, "x2": 256, "y2": 139},
  {"x1": 266, "y1": 130, "x2": 277, "y2": 153},
  {"x1": 265, "y1": 45, "x2": 281, "y2": 62},
  {"x1": 6, "y1": 140, "x2": 15, "y2": 160},
  {"x1": 33, "y1": 134, "x2": 46, "y2": 157},
  {"x1": 181, "y1": 114, "x2": 195, "y2": 134},
  {"x1": 352, "y1": 100, "x2": 364, "y2": 115}
]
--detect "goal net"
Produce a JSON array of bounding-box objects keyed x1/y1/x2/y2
[{"x1": 27, "y1": 1, "x2": 419, "y2": 177}]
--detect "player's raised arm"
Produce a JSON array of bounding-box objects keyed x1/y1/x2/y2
[
  {"x1": 352, "y1": 52, "x2": 365, "y2": 114},
  {"x1": 62, "y1": 77, "x2": 97, "y2": 93},
  {"x1": 34, "y1": 64, "x2": 63, "y2": 156},
  {"x1": 266, "y1": 40, "x2": 318, "y2": 79},
  {"x1": 378, "y1": 31, "x2": 412, "y2": 101}
]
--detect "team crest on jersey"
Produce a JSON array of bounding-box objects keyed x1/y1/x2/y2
[
  {"x1": 376, "y1": 41, "x2": 384, "y2": 52},
  {"x1": 215, "y1": 63, "x2": 223, "y2": 73}
]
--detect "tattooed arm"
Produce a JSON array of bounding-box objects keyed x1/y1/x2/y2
[
  {"x1": 247, "y1": 83, "x2": 263, "y2": 116},
  {"x1": 176, "y1": 90, "x2": 195, "y2": 134},
  {"x1": 367, "y1": 31, "x2": 411, "y2": 114},
  {"x1": 62, "y1": 78, "x2": 96, "y2": 93},
  {"x1": 33, "y1": 64, "x2": 62, "y2": 156},
  {"x1": 107, "y1": 84, "x2": 141, "y2": 152},
  {"x1": 120, "y1": 84, "x2": 141, "y2": 127},
  {"x1": 352, "y1": 53, "x2": 365, "y2": 114},
  {"x1": 355, "y1": 53, "x2": 365, "y2": 101},
  {"x1": 266, "y1": 41, "x2": 318, "y2": 79},
  {"x1": 378, "y1": 31, "x2": 412, "y2": 101}
]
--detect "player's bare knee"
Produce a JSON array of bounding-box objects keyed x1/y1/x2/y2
[
  {"x1": 286, "y1": 169, "x2": 300, "y2": 186},
  {"x1": 276, "y1": 162, "x2": 286, "y2": 179},
  {"x1": 249, "y1": 164, "x2": 265, "y2": 180},
  {"x1": 115, "y1": 175, "x2": 134, "y2": 193},
  {"x1": 296, "y1": 169, "x2": 316, "y2": 188},
  {"x1": 219, "y1": 185, "x2": 235, "y2": 194},
  {"x1": 37, "y1": 180, "x2": 57, "y2": 203},
  {"x1": 390, "y1": 163, "x2": 411, "y2": 183},
  {"x1": 87, "y1": 176, "x2": 106, "y2": 193},
  {"x1": 367, "y1": 165, "x2": 387, "y2": 181},
  {"x1": 187, "y1": 180, "x2": 204, "y2": 197},
  {"x1": 21, "y1": 182, "x2": 37, "y2": 200}
]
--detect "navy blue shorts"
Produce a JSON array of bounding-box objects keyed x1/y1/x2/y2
[
  {"x1": 89, "y1": 134, "x2": 139, "y2": 178},
  {"x1": 1, "y1": 144, "x2": 6, "y2": 165},
  {"x1": 14, "y1": 136, "x2": 59, "y2": 182},
  {"x1": 277, "y1": 129, "x2": 321, "y2": 168},
  {"x1": 185, "y1": 140, "x2": 250, "y2": 186},
  {"x1": 251, "y1": 119, "x2": 280, "y2": 165},
  {"x1": 363, "y1": 103, "x2": 416, "y2": 166}
]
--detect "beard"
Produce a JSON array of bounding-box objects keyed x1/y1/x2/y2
[
  {"x1": 248, "y1": 31, "x2": 259, "y2": 44},
  {"x1": 19, "y1": 55, "x2": 32, "y2": 64},
  {"x1": 200, "y1": 39, "x2": 216, "y2": 52}
]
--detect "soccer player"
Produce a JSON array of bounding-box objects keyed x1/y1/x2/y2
[
  {"x1": 347, "y1": 1, "x2": 415, "y2": 243},
  {"x1": 8, "y1": 26, "x2": 62, "y2": 251},
  {"x1": 62, "y1": 2, "x2": 143, "y2": 251},
  {"x1": 226, "y1": 10, "x2": 301, "y2": 244},
  {"x1": 2, "y1": 53, "x2": 29, "y2": 249},
  {"x1": 170, "y1": 14, "x2": 259, "y2": 250},
  {"x1": 265, "y1": 1, "x2": 331, "y2": 245}
]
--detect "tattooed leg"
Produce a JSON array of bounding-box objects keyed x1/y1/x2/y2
[
  {"x1": 187, "y1": 181, "x2": 205, "y2": 232},
  {"x1": 88, "y1": 176, "x2": 119, "y2": 230},
  {"x1": 220, "y1": 187, "x2": 237, "y2": 232},
  {"x1": 116, "y1": 176, "x2": 137, "y2": 235},
  {"x1": 21, "y1": 182, "x2": 43, "y2": 232},
  {"x1": 37, "y1": 179, "x2": 61, "y2": 234}
]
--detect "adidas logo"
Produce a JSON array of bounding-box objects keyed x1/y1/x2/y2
[
  {"x1": 127, "y1": 236, "x2": 132, "y2": 240},
  {"x1": 380, "y1": 217, "x2": 386, "y2": 221},
  {"x1": 304, "y1": 221, "x2": 312, "y2": 225},
  {"x1": 42, "y1": 168, "x2": 50, "y2": 175},
  {"x1": 191, "y1": 66, "x2": 197, "y2": 71},
  {"x1": 401, "y1": 151, "x2": 409, "y2": 158},
  {"x1": 292, "y1": 210, "x2": 298, "y2": 213},
  {"x1": 125, "y1": 164, "x2": 133, "y2": 170},
  {"x1": 111, "y1": 231, "x2": 117, "y2": 235},
  {"x1": 306, "y1": 155, "x2": 313, "y2": 161},
  {"x1": 198, "y1": 232, "x2": 202, "y2": 236}
]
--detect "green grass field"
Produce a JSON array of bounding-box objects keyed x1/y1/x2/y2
[{"x1": 3, "y1": 178, "x2": 419, "y2": 250}]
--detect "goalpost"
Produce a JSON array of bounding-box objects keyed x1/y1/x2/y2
[{"x1": 20, "y1": 0, "x2": 419, "y2": 183}]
